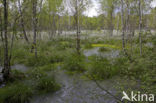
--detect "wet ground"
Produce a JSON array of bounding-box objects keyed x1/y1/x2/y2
[
  {"x1": 30, "y1": 70, "x2": 123, "y2": 103},
  {"x1": 0, "y1": 47, "x2": 133, "y2": 103},
  {"x1": 83, "y1": 47, "x2": 120, "y2": 58},
  {"x1": 30, "y1": 48, "x2": 123, "y2": 103}
]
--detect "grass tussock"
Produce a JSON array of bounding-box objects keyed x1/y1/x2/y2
[
  {"x1": 63, "y1": 53, "x2": 86, "y2": 73},
  {"x1": 0, "y1": 82, "x2": 33, "y2": 103}
]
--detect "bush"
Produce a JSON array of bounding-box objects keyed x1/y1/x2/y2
[
  {"x1": 112, "y1": 57, "x2": 129, "y2": 75},
  {"x1": 38, "y1": 64, "x2": 56, "y2": 72},
  {"x1": 11, "y1": 48, "x2": 29, "y2": 64},
  {"x1": 27, "y1": 68, "x2": 47, "y2": 79},
  {"x1": 48, "y1": 51, "x2": 65, "y2": 63},
  {"x1": 87, "y1": 56, "x2": 121, "y2": 80},
  {"x1": 9, "y1": 70, "x2": 26, "y2": 81},
  {"x1": 0, "y1": 82, "x2": 33, "y2": 103},
  {"x1": 36, "y1": 76, "x2": 60, "y2": 93},
  {"x1": 98, "y1": 47, "x2": 110, "y2": 52},
  {"x1": 25, "y1": 54, "x2": 49, "y2": 67},
  {"x1": 84, "y1": 43, "x2": 92, "y2": 49},
  {"x1": 63, "y1": 53, "x2": 86, "y2": 72}
]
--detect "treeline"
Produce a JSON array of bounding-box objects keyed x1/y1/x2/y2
[{"x1": 1, "y1": 0, "x2": 156, "y2": 33}]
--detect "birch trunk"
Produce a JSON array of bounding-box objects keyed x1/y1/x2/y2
[
  {"x1": 18, "y1": 0, "x2": 29, "y2": 43},
  {"x1": 3, "y1": 0, "x2": 10, "y2": 80},
  {"x1": 121, "y1": 0, "x2": 125, "y2": 50},
  {"x1": 32, "y1": 0, "x2": 38, "y2": 57},
  {"x1": 139, "y1": 0, "x2": 142, "y2": 55}
]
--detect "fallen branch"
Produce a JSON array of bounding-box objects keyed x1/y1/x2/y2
[{"x1": 89, "y1": 75, "x2": 123, "y2": 103}]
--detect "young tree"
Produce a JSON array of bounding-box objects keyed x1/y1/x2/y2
[
  {"x1": 69, "y1": 0, "x2": 90, "y2": 55},
  {"x1": 139, "y1": 0, "x2": 142, "y2": 55},
  {"x1": 18, "y1": 0, "x2": 29, "y2": 43},
  {"x1": 2, "y1": 0, "x2": 11, "y2": 80},
  {"x1": 121, "y1": 0, "x2": 125, "y2": 50},
  {"x1": 100, "y1": 0, "x2": 118, "y2": 36},
  {"x1": 31, "y1": 0, "x2": 38, "y2": 57}
]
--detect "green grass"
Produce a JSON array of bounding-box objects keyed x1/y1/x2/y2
[
  {"x1": 63, "y1": 53, "x2": 86, "y2": 73},
  {"x1": 0, "y1": 34, "x2": 155, "y2": 102},
  {"x1": 98, "y1": 47, "x2": 111, "y2": 52},
  {"x1": 0, "y1": 82, "x2": 33, "y2": 103},
  {"x1": 87, "y1": 56, "x2": 124, "y2": 80},
  {"x1": 36, "y1": 76, "x2": 60, "y2": 93}
]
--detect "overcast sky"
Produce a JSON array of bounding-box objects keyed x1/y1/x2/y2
[{"x1": 85, "y1": 0, "x2": 156, "y2": 17}]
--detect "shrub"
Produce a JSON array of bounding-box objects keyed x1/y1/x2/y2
[
  {"x1": 48, "y1": 51, "x2": 65, "y2": 63},
  {"x1": 87, "y1": 56, "x2": 121, "y2": 80},
  {"x1": 27, "y1": 68, "x2": 47, "y2": 79},
  {"x1": 63, "y1": 53, "x2": 86, "y2": 72},
  {"x1": 36, "y1": 76, "x2": 60, "y2": 93},
  {"x1": 0, "y1": 82, "x2": 33, "y2": 103},
  {"x1": 112, "y1": 57, "x2": 129, "y2": 75},
  {"x1": 9, "y1": 69, "x2": 26, "y2": 81},
  {"x1": 25, "y1": 54, "x2": 49, "y2": 67},
  {"x1": 98, "y1": 47, "x2": 110, "y2": 52},
  {"x1": 11, "y1": 48, "x2": 29, "y2": 64},
  {"x1": 38, "y1": 64, "x2": 55, "y2": 72},
  {"x1": 84, "y1": 43, "x2": 92, "y2": 49}
]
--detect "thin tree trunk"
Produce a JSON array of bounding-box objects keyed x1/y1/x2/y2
[
  {"x1": 117, "y1": 15, "x2": 119, "y2": 36},
  {"x1": 139, "y1": 0, "x2": 142, "y2": 55},
  {"x1": 0, "y1": 10, "x2": 3, "y2": 42},
  {"x1": 121, "y1": 0, "x2": 125, "y2": 50},
  {"x1": 2, "y1": 0, "x2": 10, "y2": 80},
  {"x1": 32, "y1": 0, "x2": 38, "y2": 57},
  {"x1": 52, "y1": 14, "x2": 56, "y2": 37},
  {"x1": 18, "y1": 0, "x2": 29, "y2": 43},
  {"x1": 110, "y1": 9, "x2": 113, "y2": 36},
  {"x1": 75, "y1": 0, "x2": 80, "y2": 55}
]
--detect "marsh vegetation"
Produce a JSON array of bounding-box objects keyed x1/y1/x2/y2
[{"x1": 0, "y1": 0, "x2": 156, "y2": 103}]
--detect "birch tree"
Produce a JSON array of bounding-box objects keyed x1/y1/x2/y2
[
  {"x1": 2, "y1": 0, "x2": 10, "y2": 80},
  {"x1": 68, "y1": 0, "x2": 90, "y2": 55},
  {"x1": 31, "y1": 0, "x2": 38, "y2": 57},
  {"x1": 18, "y1": 0, "x2": 29, "y2": 43}
]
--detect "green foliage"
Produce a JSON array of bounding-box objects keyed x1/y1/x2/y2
[
  {"x1": 38, "y1": 64, "x2": 57, "y2": 72},
  {"x1": 25, "y1": 54, "x2": 49, "y2": 66},
  {"x1": 36, "y1": 76, "x2": 60, "y2": 93},
  {"x1": 83, "y1": 43, "x2": 93, "y2": 49},
  {"x1": 28, "y1": 67, "x2": 47, "y2": 79},
  {"x1": 112, "y1": 57, "x2": 129, "y2": 75},
  {"x1": 9, "y1": 69, "x2": 26, "y2": 81},
  {"x1": 48, "y1": 51, "x2": 65, "y2": 63},
  {"x1": 87, "y1": 56, "x2": 121, "y2": 80},
  {"x1": 63, "y1": 53, "x2": 86, "y2": 72},
  {"x1": 0, "y1": 83, "x2": 33, "y2": 103},
  {"x1": 98, "y1": 47, "x2": 110, "y2": 52},
  {"x1": 11, "y1": 48, "x2": 29, "y2": 65}
]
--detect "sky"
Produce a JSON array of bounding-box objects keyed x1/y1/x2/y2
[
  {"x1": 84, "y1": 0, "x2": 100, "y2": 17},
  {"x1": 86, "y1": 0, "x2": 156, "y2": 17}
]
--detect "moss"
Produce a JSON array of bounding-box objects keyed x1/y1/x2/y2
[{"x1": 92, "y1": 44, "x2": 121, "y2": 49}]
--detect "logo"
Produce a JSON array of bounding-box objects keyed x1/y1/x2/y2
[{"x1": 122, "y1": 91, "x2": 155, "y2": 102}]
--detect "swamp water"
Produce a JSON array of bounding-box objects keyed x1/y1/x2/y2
[
  {"x1": 0, "y1": 47, "x2": 135, "y2": 103},
  {"x1": 31, "y1": 48, "x2": 124, "y2": 103}
]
